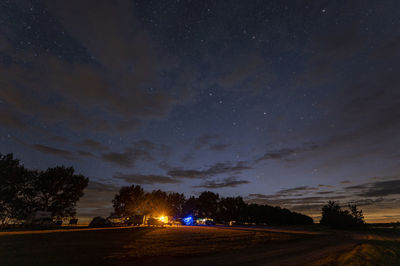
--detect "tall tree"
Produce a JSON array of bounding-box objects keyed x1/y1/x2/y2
[
  {"x1": 167, "y1": 192, "x2": 186, "y2": 218},
  {"x1": 197, "y1": 191, "x2": 219, "y2": 219},
  {"x1": 34, "y1": 166, "x2": 88, "y2": 218},
  {"x1": 219, "y1": 196, "x2": 246, "y2": 223},
  {"x1": 112, "y1": 185, "x2": 146, "y2": 217},
  {"x1": 182, "y1": 196, "x2": 200, "y2": 217},
  {"x1": 1, "y1": 154, "x2": 88, "y2": 224},
  {"x1": 0, "y1": 153, "x2": 30, "y2": 225}
]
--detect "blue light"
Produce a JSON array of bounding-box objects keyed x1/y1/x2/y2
[{"x1": 183, "y1": 216, "x2": 193, "y2": 225}]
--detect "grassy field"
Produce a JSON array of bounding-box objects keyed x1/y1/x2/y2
[
  {"x1": 312, "y1": 232, "x2": 400, "y2": 266},
  {"x1": 0, "y1": 225, "x2": 399, "y2": 265},
  {"x1": 0, "y1": 226, "x2": 302, "y2": 265}
]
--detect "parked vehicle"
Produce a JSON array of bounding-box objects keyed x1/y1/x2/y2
[
  {"x1": 24, "y1": 211, "x2": 55, "y2": 227},
  {"x1": 89, "y1": 216, "x2": 112, "y2": 227}
]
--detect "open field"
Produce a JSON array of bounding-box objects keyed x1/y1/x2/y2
[{"x1": 0, "y1": 225, "x2": 399, "y2": 265}]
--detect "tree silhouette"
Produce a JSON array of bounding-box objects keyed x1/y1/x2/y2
[
  {"x1": 197, "y1": 191, "x2": 219, "y2": 219},
  {"x1": 219, "y1": 196, "x2": 247, "y2": 223},
  {"x1": 0, "y1": 154, "x2": 31, "y2": 225},
  {"x1": 320, "y1": 201, "x2": 365, "y2": 229},
  {"x1": 167, "y1": 192, "x2": 186, "y2": 218},
  {"x1": 112, "y1": 184, "x2": 313, "y2": 226},
  {"x1": 33, "y1": 166, "x2": 88, "y2": 219},
  {"x1": 112, "y1": 185, "x2": 146, "y2": 217},
  {"x1": 0, "y1": 153, "x2": 89, "y2": 225}
]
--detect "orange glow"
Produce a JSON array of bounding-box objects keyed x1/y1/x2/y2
[{"x1": 158, "y1": 216, "x2": 168, "y2": 223}]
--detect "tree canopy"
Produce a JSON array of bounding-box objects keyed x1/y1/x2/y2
[
  {"x1": 112, "y1": 185, "x2": 186, "y2": 219},
  {"x1": 0, "y1": 153, "x2": 88, "y2": 225},
  {"x1": 320, "y1": 201, "x2": 365, "y2": 229}
]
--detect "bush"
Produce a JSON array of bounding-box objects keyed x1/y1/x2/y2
[{"x1": 320, "y1": 201, "x2": 365, "y2": 229}]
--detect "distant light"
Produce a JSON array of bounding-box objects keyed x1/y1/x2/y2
[
  {"x1": 183, "y1": 216, "x2": 193, "y2": 225},
  {"x1": 158, "y1": 215, "x2": 168, "y2": 223}
]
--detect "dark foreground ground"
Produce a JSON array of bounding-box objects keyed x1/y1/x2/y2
[{"x1": 0, "y1": 225, "x2": 399, "y2": 265}]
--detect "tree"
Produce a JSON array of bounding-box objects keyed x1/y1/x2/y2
[
  {"x1": 320, "y1": 201, "x2": 365, "y2": 229},
  {"x1": 219, "y1": 196, "x2": 246, "y2": 223},
  {"x1": 112, "y1": 186, "x2": 186, "y2": 220},
  {"x1": 33, "y1": 166, "x2": 89, "y2": 219},
  {"x1": 110, "y1": 185, "x2": 314, "y2": 226},
  {"x1": 167, "y1": 192, "x2": 186, "y2": 218},
  {"x1": 197, "y1": 191, "x2": 220, "y2": 219},
  {"x1": 0, "y1": 154, "x2": 89, "y2": 225},
  {"x1": 182, "y1": 196, "x2": 200, "y2": 217},
  {"x1": 145, "y1": 189, "x2": 169, "y2": 217},
  {"x1": 348, "y1": 204, "x2": 365, "y2": 226},
  {"x1": 112, "y1": 185, "x2": 146, "y2": 217},
  {"x1": 0, "y1": 154, "x2": 34, "y2": 225}
]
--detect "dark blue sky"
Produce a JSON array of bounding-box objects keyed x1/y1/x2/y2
[{"x1": 1, "y1": 0, "x2": 399, "y2": 222}]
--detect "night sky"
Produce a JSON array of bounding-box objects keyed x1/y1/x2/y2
[{"x1": 1, "y1": 0, "x2": 399, "y2": 222}]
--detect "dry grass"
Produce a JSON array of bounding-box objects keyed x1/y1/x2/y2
[
  {"x1": 311, "y1": 232, "x2": 400, "y2": 266},
  {"x1": 109, "y1": 226, "x2": 296, "y2": 259},
  {"x1": 0, "y1": 226, "x2": 299, "y2": 265}
]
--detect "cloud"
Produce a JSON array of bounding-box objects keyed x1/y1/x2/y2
[
  {"x1": 346, "y1": 179, "x2": 400, "y2": 197},
  {"x1": 133, "y1": 139, "x2": 156, "y2": 151},
  {"x1": 246, "y1": 177, "x2": 400, "y2": 221},
  {"x1": 194, "y1": 135, "x2": 230, "y2": 151},
  {"x1": 167, "y1": 161, "x2": 251, "y2": 179},
  {"x1": 77, "y1": 150, "x2": 94, "y2": 157},
  {"x1": 289, "y1": 30, "x2": 400, "y2": 167},
  {"x1": 32, "y1": 144, "x2": 74, "y2": 159},
  {"x1": 256, "y1": 143, "x2": 319, "y2": 162},
  {"x1": 50, "y1": 135, "x2": 69, "y2": 143},
  {"x1": 77, "y1": 139, "x2": 108, "y2": 151},
  {"x1": 276, "y1": 186, "x2": 319, "y2": 196},
  {"x1": 101, "y1": 148, "x2": 152, "y2": 168},
  {"x1": 318, "y1": 184, "x2": 334, "y2": 188},
  {"x1": 196, "y1": 135, "x2": 220, "y2": 146},
  {"x1": 194, "y1": 177, "x2": 249, "y2": 189},
  {"x1": 100, "y1": 140, "x2": 157, "y2": 168},
  {"x1": 209, "y1": 143, "x2": 230, "y2": 151},
  {"x1": 114, "y1": 172, "x2": 180, "y2": 185},
  {"x1": 0, "y1": 0, "x2": 179, "y2": 134},
  {"x1": 0, "y1": 109, "x2": 26, "y2": 130}
]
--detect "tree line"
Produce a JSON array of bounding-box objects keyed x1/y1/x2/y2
[
  {"x1": 112, "y1": 185, "x2": 314, "y2": 225},
  {"x1": 0, "y1": 154, "x2": 88, "y2": 226},
  {"x1": 2, "y1": 153, "x2": 365, "y2": 228}
]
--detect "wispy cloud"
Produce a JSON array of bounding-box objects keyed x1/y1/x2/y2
[
  {"x1": 168, "y1": 161, "x2": 251, "y2": 179},
  {"x1": 32, "y1": 144, "x2": 74, "y2": 159},
  {"x1": 194, "y1": 177, "x2": 249, "y2": 189},
  {"x1": 114, "y1": 173, "x2": 180, "y2": 185}
]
